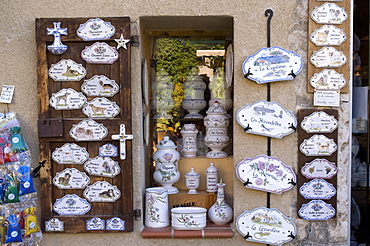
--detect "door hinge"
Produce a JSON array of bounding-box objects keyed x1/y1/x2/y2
[
  {"x1": 134, "y1": 209, "x2": 142, "y2": 220},
  {"x1": 131, "y1": 36, "x2": 139, "y2": 47}
]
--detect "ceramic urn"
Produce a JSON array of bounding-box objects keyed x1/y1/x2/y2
[{"x1": 182, "y1": 75, "x2": 207, "y2": 119}]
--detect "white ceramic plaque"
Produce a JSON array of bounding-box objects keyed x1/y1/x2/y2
[
  {"x1": 314, "y1": 90, "x2": 340, "y2": 107},
  {"x1": 48, "y1": 59, "x2": 86, "y2": 81},
  {"x1": 83, "y1": 181, "x2": 121, "y2": 202},
  {"x1": 53, "y1": 194, "x2": 91, "y2": 216},
  {"x1": 99, "y1": 143, "x2": 118, "y2": 157},
  {"x1": 310, "y1": 25, "x2": 346, "y2": 46},
  {"x1": 69, "y1": 119, "x2": 108, "y2": 141},
  {"x1": 242, "y1": 46, "x2": 303, "y2": 84},
  {"x1": 299, "y1": 179, "x2": 336, "y2": 199},
  {"x1": 82, "y1": 97, "x2": 120, "y2": 118},
  {"x1": 236, "y1": 100, "x2": 297, "y2": 139},
  {"x1": 301, "y1": 111, "x2": 338, "y2": 133},
  {"x1": 301, "y1": 158, "x2": 338, "y2": 179},
  {"x1": 76, "y1": 18, "x2": 115, "y2": 41},
  {"x1": 310, "y1": 47, "x2": 346, "y2": 68},
  {"x1": 310, "y1": 69, "x2": 346, "y2": 90},
  {"x1": 49, "y1": 88, "x2": 87, "y2": 110},
  {"x1": 236, "y1": 207, "x2": 296, "y2": 245},
  {"x1": 81, "y1": 42, "x2": 119, "y2": 64},
  {"x1": 81, "y1": 75, "x2": 119, "y2": 97},
  {"x1": 236, "y1": 155, "x2": 296, "y2": 194},
  {"x1": 298, "y1": 200, "x2": 336, "y2": 220},
  {"x1": 45, "y1": 218, "x2": 64, "y2": 232},
  {"x1": 86, "y1": 217, "x2": 105, "y2": 230},
  {"x1": 84, "y1": 156, "x2": 120, "y2": 178},
  {"x1": 311, "y1": 3, "x2": 348, "y2": 24},
  {"x1": 53, "y1": 168, "x2": 90, "y2": 189},
  {"x1": 52, "y1": 143, "x2": 89, "y2": 164},
  {"x1": 106, "y1": 217, "x2": 125, "y2": 231},
  {"x1": 300, "y1": 134, "x2": 337, "y2": 156}
]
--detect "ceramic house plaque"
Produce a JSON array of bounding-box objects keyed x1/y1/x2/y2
[
  {"x1": 82, "y1": 97, "x2": 120, "y2": 118},
  {"x1": 106, "y1": 217, "x2": 125, "y2": 231},
  {"x1": 48, "y1": 59, "x2": 86, "y2": 81},
  {"x1": 310, "y1": 25, "x2": 346, "y2": 46},
  {"x1": 53, "y1": 168, "x2": 90, "y2": 189},
  {"x1": 76, "y1": 18, "x2": 115, "y2": 41},
  {"x1": 310, "y1": 69, "x2": 346, "y2": 90},
  {"x1": 86, "y1": 217, "x2": 105, "y2": 230},
  {"x1": 301, "y1": 158, "x2": 338, "y2": 179},
  {"x1": 81, "y1": 42, "x2": 119, "y2": 64},
  {"x1": 300, "y1": 134, "x2": 337, "y2": 156},
  {"x1": 53, "y1": 194, "x2": 91, "y2": 216},
  {"x1": 301, "y1": 111, "x2": 338, "y2": 133},
  {"x1": 236, "y1": 155, "x2": 296, "y2": 194},
  {"x1": 236, "y1": 100, "x2": 297, "y2": 139},
  {"x1": 242, "y1": 46, "x2": 303, "y2": 84},
  {"x1": 52, "y1": 143, "x2": 89, "y2": 164},
  {"x1": 45, "y1": 218, "x2": 64, "y2": 232},
  {"x1": 81, "y1": 75, "x2": 119, "y2": 97},
  {"x1": 49, "y1": 88, "x2": 87, "y2": 110},
  {"x1": 298, "y1": 200, "x2": 336, "y2": 220},
  {"x1": 299, "y1": 179, "x2": 336, "y2": 200},
  {"x1": 84, "y1": 156, "x2": 120, "y2": 178},
  {"x1": 236, "y1": 207, "x2": 296, "y2": 245},
  {"x1": 83, "y1": 181, "x2": 121, "y2": 202},
  {"x1": 311, "y1": 3, "x2": 348, "y2": 25},
  {"x1": 99, "y1": 143, "x2": 118, "y2": 157},
  {"x1": 310, "y1": 47, "x2": 347, "y2": 68},
  {"x1": 69, "y1": 119, "x2": 108, "y2": 141}
]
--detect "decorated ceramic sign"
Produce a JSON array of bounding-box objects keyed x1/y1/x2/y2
[
  {"x1": 49, "y1": 88, "x2": 87, "y2": 110},
  {"x1": 242, "y1": 46, "x2": 303, "y2": 84},
  {"x1": 81, "y1": 75, "x2": 119, "y2": 97},
  {"x1": 236, "y1": 155, "x2": 296, "y2": 194},
  {"x1": 236, "y1": 207, "x2": 296, "y2": 246},
  {"x1": 299, "y1": 179, "x2": 336, "y2": 199},
  {"x1": 52, "y1": 143, "x2": 89, "y2": 164},
  {"x1": 70, "y1": 119, "x2": 108, "y2": 141},
  {"x1": 86, "y1": 217, "x2": 105, "y2": 231},
  {"x1": 298, "y1": 200, "x2": 336, "y2": 220},
  {"x1": 106, "y1": 217, "x2": 125, "y2": 231},
  {"x1": 310, "y1": 69, "x2": 346, "y2": 90},
  {"x1": 301, "y1": 158, "x2": 338, "y2": 179},
  {"x1": 81, "y1": 42, "x2": 119, "y2": 64},
  {"x1": 45, "y1": 218, "x2": 64, "y2": 232},
  {"x1": 236, "y1": 100, "x2": 297, "y2": 139},
  {"x1": 300, "y1": 134, "x2": 337, "y2": 156},
  {"x1": 311, "y1": 2, "x2": 348, "y2": 24},
  {"x1": 76, "y1": 18, "x2": 115, "y2": 41},
  {"x1": 310, "y1": 47, "x2": 346, "y2": 68},
  {"x1": 82, "y1": 97, "x2": 120, "y2": 118},
  {"x1": 53, "y1": 168, "x2": 90, "y2": 189},
  {"x1": 48, "y1": 59, "x2": 86, "y2": 81},
  {"x1": 84, "y1": 156, "x2": 120, "y2": 178},
  {"x1": 46, "y1": 22, "x2": 68, "y2": 55},
  {"x1": 83, "y1": 181, "x2": 121, "y2": 202},
  {"x1": 53, "y1": 194, "x2": 91, "y2": 216},
  {"x1": 99, "y1": 143, "x2": 118, "y2": 157},
  {"x1": 301, "y1": 111, "x2": 338, "y2": 133},
  {"x1": 310, "y1": 25, "x2": 346, "y2": 46}
]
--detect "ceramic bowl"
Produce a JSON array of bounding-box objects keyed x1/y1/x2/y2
[{"x1": 171, "y1": 207, "x2": 206, "y2": 230}]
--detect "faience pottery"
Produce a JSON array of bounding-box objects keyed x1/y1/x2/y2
[
  {"x1": 208, "y1": 181, "x2": 233, "y2": 225},
  {"x1": 145, "y1": 187, "x2": 169, "y2": 228},
  {"x1": 180, "y1": 124, "x2": 199, "y2": 157},
  {"x1": 206, "y1": 162, "x2": 218, "y2": 192},
  {"x1": 182, "y1": 75, "x2": 207, "y2": 119},
  {"x1": 171, "y1": 207, "x2": 207, "y2": 230},
  {"x1": 185, "y1": 167, "x2": 200, "y2": 194}
]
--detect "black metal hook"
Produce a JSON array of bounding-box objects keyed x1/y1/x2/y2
[
  {"x1": 288, "y1": 69, "x2": 297, "y2": 78},
  {"x1": 288, "y1": 232, "x2": 296, "y2": 239},
  {"x1": 288, "y1": 179, "x2": 297, "y2": 186},
  {"x1": 244, "y1": 68, "x2": 253, "y2": 78},
  {"x1": 244, "y1": 124, "x2": 252, "y2": 132},
  {"x1": 288, "y1": 123, "x2": 296, "y2": 131},
  {"x1": 243, "y1": 178, "x2": 252, "y2": 186},
  {"x1": 265, "y1": 9, "x2": 274, "y2": 48},
  {"x1": 244, "y1": 232, "x2": 252, "y2": 239},
  {"x1": 31, "y1": 160, "x2": 46, "y2": 178}
]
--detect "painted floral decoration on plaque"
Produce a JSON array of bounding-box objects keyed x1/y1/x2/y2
[
  {"x1": 82, "y1": 97, "x2": 120, "y2": 118},
  {"x1": 83, "y1": 181, "x2": 121, "y2": 202},
  {"x1": 301, "y1": 111, "x2": 338, "y2": 133},
  {"x1": 52, "y1": 143, "x2": 89, "y2": 164},
  {"x1": 49, "y1": 88, "x2": 87, "y2": 110},
  {"x1": 84, "y1": 156, "x2": 120, "y2": 178},
  {"x1": 53, "y1": 194, "x2": 91, "y2": 216},
  {"x1": 69, "y1": 119, "x2": 108, "y2": 141},
  {"x1": 301, "y1": 158, "x2": 338, "y2": 179},
  {"x1": 53, "y1": 168, "x2": 90, "y2": 189},
  {"x1": 81, "y1": 42, "x2": 119, "y2": 64},
  {"x1": 311, "y1": 3, "x2": 348, "y2": 25},
  {"x1": 310, "y1": 25, "x2": 346, "y2": 46},
  {"x1": 236, "y1": 155, "x2": 296, "y2": 194},
  {"x1": 76, "y1": 18, "x2": 115, "y2": 41},
  {"x1": 236, "y1": 207, "x2": 296, "y2": 245},
  {"x1": 298, "y1": 200, "x2": 336, "y2": 220},
  {"x1": 48, "y1": 59, "x2": 86, "y2": 81},
  {"x1": 310, "y1": 69, "x2": 346, "y2": 91},
  {"x1": 236, "y1": 100, "x2": 297, "y2": 139},
  {"x1": 242, "y1": 46, "x2": 303, "y2": 84},
  {"x1": 99, "y1": 143, "x2": 118, "y2": 157},
  {"x1": 106, "y1": 217, "x2": 125, "y2": 231},
  {"x1": 86, "y1": 217, "x2": 105, "y2": 231},
  {"x1": 299, "y1": 179, "x2": 336, "y2": 200},
  {"x1": 300, "y1": 134, "x2": 337, "y2": 156},
  {"x1": 81, "y1": 75, "x2": 119, "y2": 97},
  {"x1": 310, "y1": 47, "x2": 346, "y2": 68}
]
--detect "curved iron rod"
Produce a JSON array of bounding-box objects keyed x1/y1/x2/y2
[{"x1": 265, "y1": 9, "x2": 273, "y2": 48}]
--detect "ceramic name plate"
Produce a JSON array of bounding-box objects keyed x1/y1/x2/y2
[
  {"x1": 52, "y1": 143, "x2": 89, "y2": 164},
  {"x1": 53, "y1": 194, "x2": 91, "y2": 216},
  {"x1": 242, "y1": 46, "x2": 303, "y2": 84},
  {"x1": 310, "y1": 25, "x2": 346, "y2": 46},
  {"x1": 70, "y1": 119, "x2": 108, "y2": 141},
  {"x1": 84, "y1": 156, "x2": 120, "y2": 178},
  {"x1": 236, "y1": 100, "x2": 297, "y2": 139},
  {"x1": 236, "y1": 155, "x2": 296, "y2": 194},
  {"x1": 77, "y1": 18, "x2": 115, "y2": 41},
  {"x1": 99, "y1": 143, "x2": 118, "y2": 157},
  {"x1": 45, "y1": 218, "x2": 64, "y2": 232},
  {"x1": 310, "y1": 69, "x2": 346, "y2": 90},
  {"x1": 81, "y1": 42, "x2": 119, "y2": 64},
  {"x1": 310, "y1": 47, "x2": 346, "y2": 68},
  {"x1": 301, "y1": 111, "x2": 338, "y2": 133},
  {"x1": 83, "y1": 181, "x2": 121, "y2": 202},
  {"x1": 106, "y1": 217, "x2": 125, "y2": 231},
  {"x1": 53, "y1": 168, "x2": 90, "y2": 189},
  {"x1": 301, "y1": 158, "x2": 337, "y2": 179},
  {"x1": 86, "y1": 217, "x2": 105, "y2": 230},
  {"x1": 48, "y1": 59, "x2": 86, "y2": 81},
  {"x1": 82, "y1": 97, "x2": 120, "y2": 118},
  {"x1": 311, "y1": 3, "x2": 348, "y2": 25},
  {"x1": 298, "y1": 200, "x2": 336, "y2": 220},
  {"x1": 236, "y1": 207, "x2": 296, "y2": 246},
  {"x1": 81, "y1": 75, "x2": 119, "y2": 97},
  {"x1": 299, "y1": 179, "x2": 336, "y2": 199},
  {"x1": 49, "y1": 88, "x2": 87, "y2": 110},
  {"x1": 300, "y1": 134, "x2": 337, "y2": 156}
]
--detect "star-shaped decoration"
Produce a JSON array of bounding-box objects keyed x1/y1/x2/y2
[{"x1": 115, "y1": 34, "x2": 130, "y2": 50}]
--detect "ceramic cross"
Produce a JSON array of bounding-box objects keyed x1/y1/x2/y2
[
  {"x1": 111, "y1": 124, "x2": 133, "y2": 160},
  {"x1": 46, "y1": 22, "x2": 68, "y2": 55}
]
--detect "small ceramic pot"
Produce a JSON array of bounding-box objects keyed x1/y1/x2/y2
[
  {"x1": 145, "y1": 187, "x2": 169, "y2": 228},
  {"x1": 180, "y1": 124, "x2": 199, "y2": 157},
  {"x1": 185, "y1": 167, "x2": 200, "y2": 194},
  {"x1": 171, "y1": 207, "x2": 207, "y2": 230}
]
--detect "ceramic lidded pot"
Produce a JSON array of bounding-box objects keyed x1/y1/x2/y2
[
  {"x1": 153, "y1": 136, "x2": 180, "y2": 194},
  {"x1": 180, "y1": 124, "x2": 199, "y2": 157},
  {"x1": 185, "y1": 167, "x2": 200, "y2": 194},
  {"x1": 145, "y1": 187, "x2": 169, "y2": 228},
  {"x1": 182, "y1": 75, "x2": 207, "y2": 119},
  {"x1": 206, "y1": 162, "x2": 218, "y2": 192},
  {"x1": 208, "y1": 181, "x2": 233, "y2": 225}
]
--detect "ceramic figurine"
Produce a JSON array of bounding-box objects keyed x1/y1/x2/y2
[
  {"x1": 182, "y1": 75, "x2": 207, "y2": 119},
  {"x1": 206, "y1": 162, "x2": 218, "y2": 192},
  {"x1": 145, "y1": 187, "x2": 169, "y2": 228},
  {"x1": 208, "y1": 180, "x2": 233, "y2": 225},
  {"x1": 185, "y1": 167, "x2": 200, "y2": 194},
  {"x1": 180, "y1": 124, "x2": 199, "y2": 157}
]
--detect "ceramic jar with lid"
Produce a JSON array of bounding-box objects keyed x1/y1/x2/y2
[
  {"x1": 206, "y1": 162, "x2": 218, "y2": 192},
  {"x1": 180, "y1": 124, "x2": 199, "y2": 157},
  {"x1": 185, "y1": 167, "x2": 200, "y2": 194},
  {"x1": 182, "y1": 75, "x2": 207, "y2": 119}
]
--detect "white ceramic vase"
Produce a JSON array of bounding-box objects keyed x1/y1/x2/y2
[
  {"x1": 182, "y1": 75, "x2": 207, "y2": 119},
  {"x1": 180, "y1": 124, "x2": 199, "y2": 157},
  {"x1": 145, "y1": 187, "x2": 169, "y2": 228},
  {"x1": 208, "y1": 182, "x2": 233, "y2": 225}
]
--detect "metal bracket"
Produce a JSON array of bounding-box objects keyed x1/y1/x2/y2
[{"x1": 131, "y1": 35, "x2": 139, "y2": 47}]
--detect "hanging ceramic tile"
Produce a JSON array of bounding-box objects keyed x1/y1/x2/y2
[
  {"x1": 99, "y1": 143, "x2": 118, "y2": 157},
  {"x1": 310, "y1": 25, "x2": 346, "y2": 46},
  {"x1": 83, "y1": 181, "x2": 121, "y2": 202},
  {"x1": 52, "y1": 143, "x2": 89, "y2": 164},
  {"x1": 310, "y1": 47, "x2": 346, "y2": 68},
  {"x1": 49, "y1": 88, "x2": 87, "y2": 110},
  {"x1": 301, "y1": 158, "x2": 337, "y2": 179},
  {"x1": 76, "y1": 18, "x2": 115, "y2": 41},
  {"x1": 69, "y1": 119, "x2": 108, "y2": 141},
  {"x1": 81, "y1": 42, "x2": 119, "y2": 64},
  {"x1": 299, "y1": 179, "x2": 336, "y2": 199},
  {"x1": 300, "y1": 111, "x2": 338, "y2": 133},
  {"x1": 53, "y1": 168, "x2": 90, "y2": 189},
  {"x1": 106, "y1": 217, "x2": 125, "y2": 231},
  {"x1": 48, "y1": 59, "x2": 87, "y2": 81},
  {"x1": 84, "y1": 156, "x2": 120, "y2": 178},
  {"x1": 115, "y1": 34, "x2": 130, "y2": 50},
  {"x1": 298, "y1": 200, "x2": 336, "y2": 220},
  {"x1": 313, "y1": 90, "x2": 340, "y2": 107},
  {"x1": 300, "y1": 134, "x2": 337, "y2": 156},
  {"x1": 81, "y1": 75, "x2": 119, "y2": 97},
  {"x1": 86, "y1": 217, "x2": 105, "y2": 231},
  {"x1": 311, "y1": 3, "x2": 348, "y2": 24},
  {"x1": 45, "y1": 218, "x2": 64, "y2": 232},
  {"x1": 310, "y1": 69, "x2": 346, "y2": 90},
  {"x1": 82, "y1": 97, "x2": 120, "y2": 118},
  {"x1": 46, "y1": 22, "x2": 68, "y2": 55},
  {"x1": 53, "y1": 194, "x2": 91, "y2": 216}
]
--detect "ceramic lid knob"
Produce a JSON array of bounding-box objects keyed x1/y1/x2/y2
[{"x1": 206, "y1": 162, "x2": 218, "y2": 174}]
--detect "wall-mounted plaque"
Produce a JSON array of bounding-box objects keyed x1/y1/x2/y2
[
  {"x1": 311, "y1": 3, "x2": 348, "y2": 24},
  {"x1": 49, "y1": 88, "x2": 87, "y2": 110},
  {"x1": 81, "y1": 75, "x2": 119, "y2": 97},
  {"x1": 242, "y1": 46, "x2": 303, "y2": 84},
  {"x1": 301, "y1": 158, "x2": 338, "y2": 179},
  {"x1": 81, "y1": 42, "x2": 119, "y2": 64},
  {"x1": 298, "y1": 200, "x2": 336, "y2": 220},
  {"x1": 300, "y1": 134, "x2": 337, "y2": 156},
  {"x1": 45, "y1": 218, "x2": 64, "y2": 232},
  {"x1": 310, "y1": 47, "x2": 346, "y2": 68},
  {"x1": 310, "y1": 69, "x2": 346, "y2": 90},
  {"x1": 48, "y1": 59, "x2": 86, "y2": 81},
  {"x1": 236, "y1": 155, "x2": 296, "y2": 194},
  {"x1": 53, "y1": 194, "x2": 91, "y2": 216},
  {"x1": 52, "y1": 143, "x2": 89, "y2": 164},
  {"x1": 301, "y1": 111, "x2": 338, "y2": 133},
  {"x1": 106, "y1": 217, "x2": 125, "y2": 231},
  {"x1": 69, "y1": 119, "x2": 108, "y2": 141},
  {"x1": 76, "y1": 18, "x2": 115, "y2": 41},
  {"x1": 236, "y1": 100, "x2": 297, "y2": 139},
  {"x1": 86, "y1": 217, "x2": 105, "y2": 231},
  {"x1": 310, "y1": 25, "x2": 346, "y2": 46},
  {"x1": 236, "y1": 207, "x2": 296, "y2": 245},
  {"x1": 84, "y1": 156, "x2": 120, "y2": 178},
  {"x1": 99, "y1": 143, "x2": 118, "y2": 157},
  {"x1": 83, "y1": 181, "x2": 121, "y2": 202},
  {"x1": 53, "y1": 168, "x2": 90, "y2": 189},
  {"x1": 82, "y1": 97, "x2": 120, "y2": 118},
  {"x1": 299, "y1": 179, "x2": 336, "y2": 200}
]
